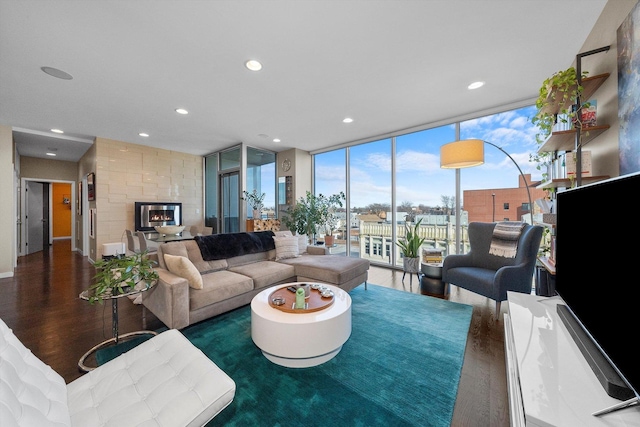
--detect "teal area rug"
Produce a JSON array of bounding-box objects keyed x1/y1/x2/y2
[{"x1": 97, "y1": 284, "x2": 473, "y2": 426}]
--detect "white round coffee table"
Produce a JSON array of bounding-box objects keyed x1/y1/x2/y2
[{"x1": 251, "y1": 283, "x2": 352, "y2": 368}]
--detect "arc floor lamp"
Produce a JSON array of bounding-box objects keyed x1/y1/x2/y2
[{"x1": 440, "y1": 139, "x2": 534, "y2": 225}]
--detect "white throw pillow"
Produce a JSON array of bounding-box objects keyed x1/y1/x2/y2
[
  {"x1": 273, "y1": 235, "x2": 299, "y2": 260},
  {"x1": 163, "y1": 254, "x2": 204, "y2": 289},
  {"x1": 274, "y1": 230, "x2": 293, "y2": 238},
  {"x1": 297, "y1": 234, "x2": 308, "y2": 255}
]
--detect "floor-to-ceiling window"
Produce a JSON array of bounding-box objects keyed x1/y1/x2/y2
[
  {"x1": 395, "y1": 125, "x2": 456, "y2": 267},
  {"x1": 246, "y1": 147, "x2": 276, "y2": 219},
  {"x1": 349, "y1": 139, "x2": 392, "y2": 264},
  {"x1": 204, "y1": 144, "x2": 277, "y2": 234},
  {"x1": 204, "y1": 153, "x2": 218, "y2": 233},
  {"x1": 314, "y1": 148, "x2": 346, "y2": 251},
  {"x1": 312, "y1": 104, "x2": 541, "y2": 267},
  {"x1": 460, "y1": 105, "x2": 540, "y2": 223},
  {"x1": 219, "y1": 147, "x2": 241, "y2": 233}
]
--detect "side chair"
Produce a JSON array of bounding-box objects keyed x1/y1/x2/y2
[
  {"x1": 125, "y1": 229, "x2": 140, "y2": 254},
  {"x1": 137, "y1": 231, "x2": 159, "y2": 254},
  {"x1": 442, "y1": 221, "x2": 543, "y2": 315}
]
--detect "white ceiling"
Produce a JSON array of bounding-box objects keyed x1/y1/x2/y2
[{"x1": 1, "y1": 0, "x2": 608, "y2": 162}]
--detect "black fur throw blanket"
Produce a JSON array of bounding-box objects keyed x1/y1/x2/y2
[{"x1": 194, "y1": 231, "x2": 276, "y2": 261}]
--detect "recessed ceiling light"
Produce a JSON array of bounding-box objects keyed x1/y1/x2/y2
[
  {"x1": 51, "y1": 128, "x2": 64, "y2": 134},
  {"x1": 343, "y1": 117, "x2": 353, "y2": 123},
  {"x1": 245, "y1": 60, "x2": 262, "y2": 71},
  {"x1": 468, "y1": 81, "x2": 485, "y2": 90},
  {"x1": 41, "y1": 66, "x2": 73, "y2": 80},
  {"x1": 139, "y1": 133, "x2": 149, "y2": 137},
  {"x1": 175, "y1": 108, "x2": 189, "y2": 115},
  {"x1": 46, "y1": 152, "x2": 57, "y2": 156},
  {"x1": 273, "y1": 138, "x2": 281, "y2": 143}
]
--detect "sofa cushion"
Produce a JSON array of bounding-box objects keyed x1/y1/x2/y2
[
  {"x1": 274, "y1": 231, "x2": 307, "y2": 255},
  {"x1": 164, "y1": 254, "x2": 204, "y2": 290},
  {"x1": 159, "y1": 241, "x2": 228, "y2": 274},
  {"x1": 191, "y1": 271, "x2": 254, "y2": 311},
  {"x1": 226, "y1": 251, "x2": 271, "y2": 268},
  {"x1": 229, "y1": 261, "x2": 296, "y2": 290},
  {"x1": 279, "y1": 255, "x2": 370, "y2": 285},
  {"x1": 273, "y1": 235, "x2": 299, "y2": 260},
  {"x1": 0, "y1": 318, "x2": 71, "y2": 426},
  {"x1": 297, "y1": 234, "x2": 308, "y2": 255}
]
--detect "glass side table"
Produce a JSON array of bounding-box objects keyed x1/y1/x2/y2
[{"x1": 78, "y1": 284, "x2": 157, "y2": 372}]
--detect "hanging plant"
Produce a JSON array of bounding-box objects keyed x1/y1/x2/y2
[
  {"x1": 531, "y1": 67, "x2": 590, "y2": 144},
  {"x1": 530, "y1": 67, "x2": 591, "y2": 178}
]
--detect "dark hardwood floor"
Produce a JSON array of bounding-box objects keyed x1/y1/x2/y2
[{"x1": 0, "y1": 240, "x2": 509, "y2": 426}]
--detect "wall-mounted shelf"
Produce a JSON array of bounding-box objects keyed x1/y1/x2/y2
[
  {"x1": 538, "y1": 73, "x2": 610, "y2": 116},
  {"x1": 538, "y1": 125, "x2": 610, "y2": 153},
  {"x1": 537, "y1": 175, "x2": 610, "y2": 190},
  {"x1": 537, "y1": 256, "x2": 556, "y2": 275}
]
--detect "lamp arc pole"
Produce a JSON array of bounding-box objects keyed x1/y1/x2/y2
[
  {"x1": 440, "y1": 139, "x2": 535, "y2": 226},
  {"x1": 482, "y1": 140, "x2": 534, "y2": 225}
]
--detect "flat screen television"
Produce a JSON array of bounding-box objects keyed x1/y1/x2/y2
[{"x1": 555, "y1": 171, "x2": 640, "y2": 413}]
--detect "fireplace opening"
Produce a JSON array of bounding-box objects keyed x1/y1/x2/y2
[{"x1": 135, "y1": 202, "x2": 182, "y2": 231}]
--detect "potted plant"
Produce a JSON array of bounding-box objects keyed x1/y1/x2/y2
[
  {"x1": 321, "y1": 212, "x2": 341, "y2": 246},
  {"x1": 395, "y1": 218, "x2": 426, "y2": 274},
  {"x1": 282, "y1": 191, "x2": 345, "y2": 244},
  {"x1": 242, "y1": 189, "x2": 266, "y2": 219},
  {"x1": 87, "y1": 251, "x2": 159, "y2": 304}
]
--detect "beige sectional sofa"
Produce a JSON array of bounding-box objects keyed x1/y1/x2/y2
[{"x1": 142, "y1": 231, "x2": 369, "y2": 329}]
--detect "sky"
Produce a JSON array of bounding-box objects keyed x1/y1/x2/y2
[{"x1": 314, "y1": 104, "x2": 543, "y2": 209}]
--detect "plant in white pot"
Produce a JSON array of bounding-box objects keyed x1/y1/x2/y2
[
  {"x1": 242, "y1": 189, "x2": 266, "y2": 219},
  {"x1": 396, "y1": 218, "x2": 426, "y2": 275}
]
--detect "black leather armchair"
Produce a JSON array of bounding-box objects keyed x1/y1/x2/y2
[{"x1": 442, "y1": 222, "x2": 543, "y2": 314}]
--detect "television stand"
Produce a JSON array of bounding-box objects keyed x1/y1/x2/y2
[{"x1": 504, "y1": 292, "x2": 640, "y2": 426}]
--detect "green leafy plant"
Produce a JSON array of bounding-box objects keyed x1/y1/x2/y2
[
  {"x1": 241, "y1": 189, "x2": 266, "y2": 211},
  {"x1": 530, "y1": 67, "x2": 590, "y2": 177},
  {"x1": 87, "y1": 251, "x2": 158, "y2": 304},
  {"x1": 395, "y1": 218, "x2": 426, "y2": 258},
  {"x1": 281, "y1": 191, "x2": 345, "y2": 242}
]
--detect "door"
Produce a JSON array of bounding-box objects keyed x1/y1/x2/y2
[
  {"x1": 26, "y1": 181, "x2": 49, "y2": 254},
  {"x1": 220, "y1": 171, "x2": 240, "y2": 233}
]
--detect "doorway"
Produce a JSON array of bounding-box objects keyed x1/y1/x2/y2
[
  {"x1": 26, "y1": 181, "x2": 49, "y2": 254},
  {"x1": 220, "y1": 171, "x2": 240, "y2": 233},
  {"x1": 20, "y1": 178, "x2": 76, "y2": 256}
]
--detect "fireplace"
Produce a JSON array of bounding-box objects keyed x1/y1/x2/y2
[{"x1": 135, "y1": 202, "x2": 182, "y2": 231}]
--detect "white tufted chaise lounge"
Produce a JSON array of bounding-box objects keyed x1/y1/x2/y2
[{"x1": 0, "y1": 318, "x2": 236, "y2": 426}]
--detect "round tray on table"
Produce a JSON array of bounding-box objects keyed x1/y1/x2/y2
[{"x1": 268, "y1": 284, "x2": 334, "y2": 313}]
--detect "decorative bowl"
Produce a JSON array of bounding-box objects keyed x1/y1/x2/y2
[{"x1": 154, "y1": 225, "x2": 185, "y2": 235}]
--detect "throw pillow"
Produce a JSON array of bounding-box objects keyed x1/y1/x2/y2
[
  {"x1": 273, "y1": 235, "x2": 299, "y2": 260},
  {"x1": 274, "y1": 230, "x2": 293, "y2": 238},
  {"x1": 297, "y1": 234, "x2": 308, "y2": 255},
  {"x1": 163, "y1": 254, "x2": 204, "y2": 290}
]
